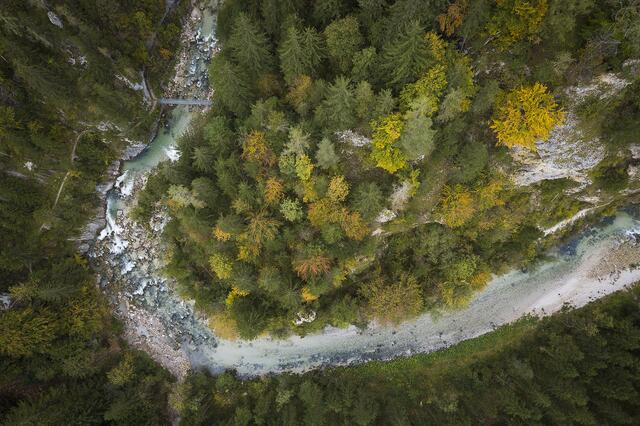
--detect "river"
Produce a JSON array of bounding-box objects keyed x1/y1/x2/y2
[{"x1": 88, "y1": 3, "x2": 640, "y2": 379}]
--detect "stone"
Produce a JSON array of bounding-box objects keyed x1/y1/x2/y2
[{"x1": 47, "y1": 11, "x2": 63, "y2": 28}]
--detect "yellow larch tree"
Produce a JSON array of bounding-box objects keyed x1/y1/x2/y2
[
  {"x1": 491, "y1": 82, "x2": 564, "y2": 150},
  {"x1": 369, "y1": 113, "x2": 406, "y2": 174}
]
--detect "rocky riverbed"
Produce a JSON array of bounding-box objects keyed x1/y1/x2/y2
[
  {"x1": 86, "y1": 0, "x2": 219, "y2": 378},
  {"x1": 91, "y1": 174, "x2": 210, "y2": 378}
]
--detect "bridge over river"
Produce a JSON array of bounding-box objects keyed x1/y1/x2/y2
[{"x1": 159, "y1": 98, "x2": 212, "y2": 106}]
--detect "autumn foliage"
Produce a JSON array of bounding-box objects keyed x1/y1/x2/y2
[
  {"x1": 438, "y1": 0, "x2": 468, "y2": 36},
  {"x1": 370, "y1": 113, "x2": 406, "y2": 173},
  {"x1": 294, "y1": 253, "x2": 332, "y2": 280},
  {"x1": 491, "y1": 83, "x2": 565, "y2": 150}
]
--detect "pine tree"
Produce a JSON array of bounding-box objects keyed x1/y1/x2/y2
[
  {"x1": 316, "y1": 76, "x2": 356, "y2": 131},
  {"x1": 351, "y1": 47, "x2": 378, "y2": 83},
  {"x1": 399, "y1": 115, "x2": 436, "y2": 160},
  {"x1": 279, "y1": 26, "x2": 325, "y2": 84},
  {"x1": 191, "y1": 177, "x2": 219, "y2": 207},
  {"x1": 301, "y1": 27, "x2": 325, "y2": 77},
  {"x1": 351, "y1": 182, "x2": 384, "y2": 221},
  {"x1": 316, "y1": 137, "x2": 339, "y2": 170},
  {"x1": 354, "y1": 80, "x2": 375, "y2": 121},
  {"x1": 279, "y1": 26, "x2": 306, "y2": 84},
  {"x1": 259, "y1": 0, "x2": 299, "y2": 36},
  {"x1": 191, "y1": 146, "x2": 215, "y2": 172},
  {"x1": 209, "y1": 55, "x2": 253, "y2": 116},
  {"x1": 227, "y1": 13, "x2": 273, "y2": 76},
  {"x1": 313, "y1": 0, "x2": 349, "y2": 26},
  {"x1": 382, "y1": 20, "x2": 431, "y2": 88},
  {"x1": 0, "y1": 307, "x2": 57, "y2": 357}
]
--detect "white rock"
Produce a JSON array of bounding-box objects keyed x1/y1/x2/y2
[
  {"x1": 293, "y1": 310, "x2": 316, "y2": 326},
  {"x1": 511, "y1": 113, "x2": 605, "y2": 186},
  {"x1": 390, "y1": 181, "x2": 413, "y2": 212},
  {"x1": 336, "y1": 130, "x2": 371, "y2": 147},
  {"x1": 376, "y1": 208, "x2": 396, "y2": 223},
  {"x1": 47, "y1": 11, "x2": 63, "y2": 28},
  {"x1": 0, "y1": 293, "x2": 11, "y2": 310},
  {"x1": 511, "y1": 73, "x2": 631, "y2": 187}
]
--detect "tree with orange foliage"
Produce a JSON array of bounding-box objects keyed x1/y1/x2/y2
[
  {"x1": 294, "y1": 252, "x2": 331, "y2": 280},
  {"x1": 341, "y1": 211, "x2": 368, "y2": 241},
  {"x1": 438, "y1": 0, "x2": 468, "y2": 37},
  {"x1": 286, "y1": 75, "x2": 313, "y2": 115},
  {"x1": 359, "y1": 274, "x2": 424, "y2": 324},
  {"x1": 242, "y1": 131, "x2": 276, "y2": 167},
  {"x1": 438, "y1": 185, "x2": 476, "y2": 228},
  {"x1": 264, "y1": 177, "x2": 284, "y2": 205}
]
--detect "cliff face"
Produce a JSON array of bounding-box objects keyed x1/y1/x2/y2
[{"x1": 511, "y1": 73, "x2": 631, "y2": 188}]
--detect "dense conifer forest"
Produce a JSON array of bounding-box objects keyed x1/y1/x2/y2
[
  {"x1": 0, "y1": 1, "x2": 184, "y2": 422},
  {"x1": 1, "y1": 0, "x2": 640, "y2": 424}
]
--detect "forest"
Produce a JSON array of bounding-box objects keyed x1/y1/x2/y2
[
  {"x1": 134, "y1": 0, "x2": 640, "y2": 338},
  {"x1": 0, "y1": 0, "x2": 184, "y2": 422},
  {"x1": 1, "y1": 0, "x2": 640, "y2": 424}
]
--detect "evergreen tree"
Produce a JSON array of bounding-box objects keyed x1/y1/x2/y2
[
  {"x1": 227, "y1": 13, "x2": 273, "y2": 77},
  {"x1": 354, "y1": 80, "x2": 375, "y2": 121},
  {"x1": 260, "y1": 0, "x2": 300, "y2": 36},
  {"x1": 316, "y1": 137, "x2": 340, "y2": 170},
  {"x1": 382, "y1": 20, "x2": 431, "y2": 88},
  {"x1": 301, "y1": 27, "x2": 326, "y2": 78},
  {"x1": 351, "y1": 182, "x2": 384, "y2": 221},
  {"x1": 313, "y1": 0, "x2": 350, "y2": 26},
  {"x1": 399, "y1": 114, "x2": 436, "y2": 161},
  {"x1": 315, "y1": 76, "x2": 356, "y2": 131},
  {"x1": 279, "y1": 26, "x2": 325, "y2": 84},
  {"x1": 209, "y1": 55, "x2": 254, "y2": 116},
  {"x1": 351, "y1": 47, "x2": 379, "y2": 83},
  {"x1": 191, "y1": 146, "x2": 215, "y2": 172}
]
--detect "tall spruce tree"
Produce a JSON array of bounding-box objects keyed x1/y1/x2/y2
[
  {"x1": 227, "y1": 13, "x2": 273, "y2": 77},
  {"x1": 209, "y1": 55, "x2": 253, "y2": 116},
  {"x1": 279, "y1": 26, "x2": 308, "y2": 84},
  {"x1": 279, "y1": 26, "x2": 325, "y2": 84},
  {"x1": 315, "y1": 76, "x2": 356, "y2": 131},
  {"x1": 382, "y1": 20, "x2": 431, "y2": 88}
]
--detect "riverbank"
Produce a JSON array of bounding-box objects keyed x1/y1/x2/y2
[
  {"x1": 187, "y1": 210, "x2": 640, "y2": 377},
  {"x1": 91, "y1": 150, "x2": 640, "y2": 378},
  {"x1": 87, "y1": 0, "x2": 218, "y2": 378}
]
